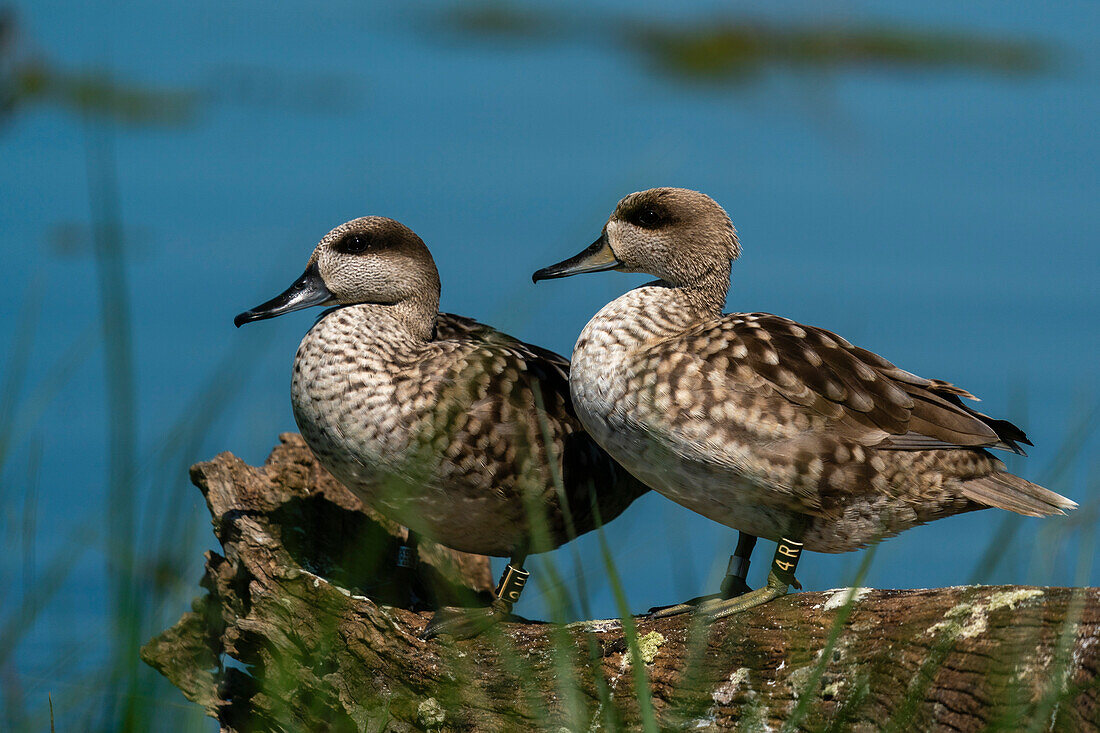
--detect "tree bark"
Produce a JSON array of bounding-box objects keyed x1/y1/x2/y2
[{"x1": 143, "y1": 435, "x2": 1100, "y2": 732}]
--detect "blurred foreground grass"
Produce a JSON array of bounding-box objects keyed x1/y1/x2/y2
[
  {"x1": 0, "y1": 4, "x2": 1093, "y2": 730},
  {"x1": 0, "y1": 14, "x2": 264, "y2": 728},
  {"x1": 0, "y1": 123, "x2": 266, "y2": 731}
]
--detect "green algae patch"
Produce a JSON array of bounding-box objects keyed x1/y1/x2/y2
[{"x1": 637, "y1": 631, "x2": 666, "y2": 664}]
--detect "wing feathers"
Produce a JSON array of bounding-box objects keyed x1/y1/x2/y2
[{"x1": 692, "y1": 313, "x2": 1029, "y2": 454}]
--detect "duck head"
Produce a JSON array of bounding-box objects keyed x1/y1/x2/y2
[
  {"x1": 532, "y1": 188, "x2": 740, "y2": 289},
  {"x1": 234, "y1": 217, "x2": 441, "y2": 331}
]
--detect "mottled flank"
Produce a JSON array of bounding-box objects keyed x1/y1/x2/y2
[
  {"x1": 286, "y1": 217, "x2": 645, "y2": 557},
  {"x1": 559, "y1": 188, "x2": 1075, "y2": 553}
]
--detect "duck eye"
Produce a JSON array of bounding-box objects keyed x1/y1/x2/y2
[
  {"x1": 337, "y1": 233, "x2": 371, "y2": 254},
  {"x1": 636, "y1": 207, "x2": 662, "y2": 228}
]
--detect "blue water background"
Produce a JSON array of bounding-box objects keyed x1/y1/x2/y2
[{"x1": 2, "y1": 0, "x2": 1098, "y2": 720}]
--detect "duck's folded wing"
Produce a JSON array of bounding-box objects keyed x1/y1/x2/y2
[
  {"x1": 435, "y1": 313, "x2": 570, "y2": 382},
  {"x1": 672, "y1": 313, "x2": 1029, "y2": 454},
  {"x1": 625, "y1": 313, "x2": 1035, "y2": 516},
  {"x1": 430, "y1": 317, "x2": 645, "y2": 526},
  {"x1": 429, "y1": 315, "x2": 575, "y2": 443}
]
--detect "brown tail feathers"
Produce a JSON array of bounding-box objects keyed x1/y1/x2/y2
[{"x1": 961, "y1": 472, "x2": 1077, "y2": 518}]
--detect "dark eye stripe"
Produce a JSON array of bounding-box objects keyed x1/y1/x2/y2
[
  {"x1": 632, "y1": 205, "x2": 667, "y2": 229},
  {"x1": 336, "y1": 233, "x2": 371, "y2": 254}
]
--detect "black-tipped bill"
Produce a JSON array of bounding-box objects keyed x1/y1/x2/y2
[
  {"x1": 532, "y1": 233, "x2": 622, "y2": 283},
  {"x1": 234, "y1": 261, "x2": 334, "y2": 327}
]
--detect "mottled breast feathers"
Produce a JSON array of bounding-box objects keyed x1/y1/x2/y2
[{"x1": 303, "y1": 310, "x2": 643, "y2": 554}]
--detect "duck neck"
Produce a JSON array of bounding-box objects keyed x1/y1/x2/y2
[
  {"x1": 593, "y1": 270, "x2": 729, "y2": 345},
  {"x1": 340, "y1": 290, "x2": 439, "y2": 343},
  {"x1": 669, "y1": 267, "x2": 729, "y2": 323},
  {"x1": 388, "y1": 290, "x2": 440, "y2": 341}
]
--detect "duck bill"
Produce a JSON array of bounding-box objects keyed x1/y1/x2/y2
[
  {"x1": 532, "y1": 233, "x2": 622, "y2": 282},
  {"x1": 234, "y1": 261, "x2": 334, "y2": 327}
]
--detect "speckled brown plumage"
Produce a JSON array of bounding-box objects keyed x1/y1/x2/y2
[
  {"x1": 293, "y1": 307, "x2": 644, "y2": 556},
  {"x1": 537, "y1": 188, "x2": 1075, "y2": 554},
  {"x1": 245, "y1": 216, "x2": 645, "y2": 559}
]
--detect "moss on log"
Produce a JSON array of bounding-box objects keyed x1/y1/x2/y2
[{"x1": 143, "y1": 435, "x2": 1100, "y2": 731}]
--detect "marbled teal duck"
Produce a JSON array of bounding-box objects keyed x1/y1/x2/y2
[
  {"x1": 533, "y1": 187, "x2": 1076, "y2": 619},
  {"x1": 235, "y1": 216, "x2": 646, "y2": 637}
]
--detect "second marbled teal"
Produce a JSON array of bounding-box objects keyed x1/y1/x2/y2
[{"x1": 533, "y1": 187, "x2": 1075, "y2": 619}]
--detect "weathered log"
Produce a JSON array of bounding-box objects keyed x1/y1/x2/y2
[{"x1": 143, "y1": 435, "x2": 1100, "y2": 731}]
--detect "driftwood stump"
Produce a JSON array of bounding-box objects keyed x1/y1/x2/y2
[{"x1": 143, "y1": 435, "x2": 1100, "y2": 731}]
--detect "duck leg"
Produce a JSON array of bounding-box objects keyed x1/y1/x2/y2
[
  {"x1": 649, "y1": 531, "x2": 759, "y2": 618},
  {"x1": 420, "y1": 549, "x2": 530, "y2": 640},
  {"x1": 697, "y1": 535, "x2": 804, "y2": 620},
  {"x1": 392, "y1": 530, "x2": 432, "y2": 610},
  {"x1": 721, "y1": 532, "x2": 758, "y2": 597}
]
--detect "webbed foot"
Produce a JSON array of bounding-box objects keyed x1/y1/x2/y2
[
  {"x1": 420, "y1": 599, "x2": 516, "y2": 640},
  {"x1": 697, "y1": 569, "x2": 795, "y2": 620},
  {"x1": 650, "y1": 536, "x2": 803, "y2": 621},
  {"x1": 648, "y1": 593, "x2": 721, "y2": 619}
]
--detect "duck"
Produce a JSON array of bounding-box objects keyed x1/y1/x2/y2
[
  {"x1": 532, "y1": 187, "x2": 1076, "y2": 619},
  {"x1": 235, "y1": 216, "x2": 646, "y2": 637}
]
